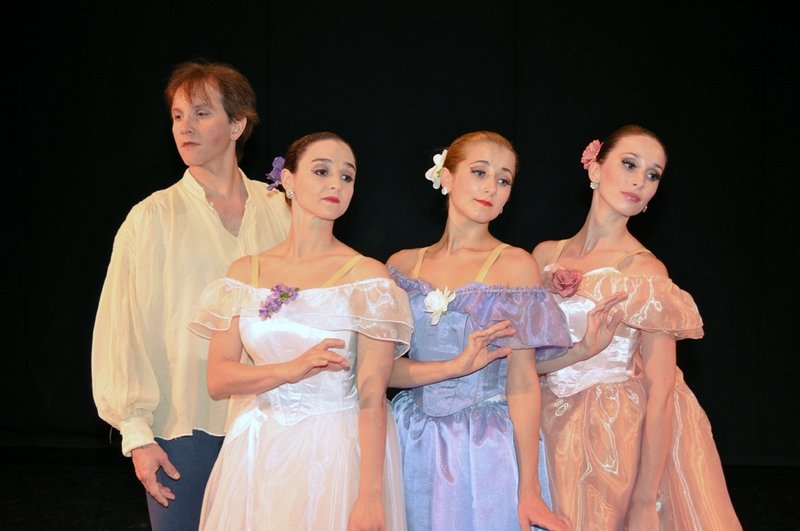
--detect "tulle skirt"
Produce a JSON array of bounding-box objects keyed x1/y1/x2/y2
[
  {"x1": 540, "y1": 370, "x2": 741, "y2": 530},
  {"x1": 394, "y1": 391, "x2": 553, "y2": 531},
  {"x1": 199, "y1": 400, "x2": 406, "y2": 531}
]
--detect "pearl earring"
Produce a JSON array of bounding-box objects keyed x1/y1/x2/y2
[
  {"x1": 589, "y1": 181, "x2": 599, "y2": 190},
  {"x1": 286, "y1": 190, "x2": 294, "y2": 199}
]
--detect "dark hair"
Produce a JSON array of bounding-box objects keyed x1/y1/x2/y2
[
  {"x1": 595, "y1": 124, "x2": 667, "y2": 165},
  {"x1": 164, "y1": 60, "x2": 259, "y2": 161},
  {"x1": 442, "y1": 131, "x2": 518, "y2": 176},
  {"x1": 283, "y1": 132, "x2": 355, "y2": 172}
]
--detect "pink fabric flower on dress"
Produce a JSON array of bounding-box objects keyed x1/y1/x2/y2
[
  {"x1": 544, "y1": 266, "x2": 582, "y2": 297},
  {"x1": 580, "y1": 140, "x2": 602, "y2": 170}
]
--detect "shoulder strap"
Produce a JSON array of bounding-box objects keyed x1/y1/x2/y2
[
  {"x1": 410, "y1": 247, "x2": 429, "y2": 280},
  {"x1": 612, "y1": 248, "x2": 653, "y2": 268},
  {"x1": 250, "y1": 255, "x2": 260, "y2": 287},
  {"x1": 322, "y1": 255, "x2": 364, "y2": 288},
  {"x1": 550, "y1": 239, "x2": 569, "y2": 264},
  {"x1": 475, "y1": 243, "x2": 510, "y2": 283}
]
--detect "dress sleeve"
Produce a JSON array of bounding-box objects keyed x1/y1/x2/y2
[
  {"x1": 187, "y1": 278, "x2": 259, "y2": 339},
  {"x1": 580, "y1": 272, "x2": 704, "y2": 339},
  {"x1": 280, "y1": 278, "x2": 414, "y2": 358},
  {"x1": 349, "y1": 279, "x2": 414, "y2": 358},
  {"x1": 461, "y1": 287, "x2": 572, "y2": 362}
]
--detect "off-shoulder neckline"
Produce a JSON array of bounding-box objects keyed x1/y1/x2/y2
[
  {"x1": 220, "y1": 275, "x2": 394, "y2": 294},
  {"x1": 546, "y1": 263, "x2": 672, "y2": 282},
  {"x1": 388, "y1": 265, "x2": 542, "y2": 294}
]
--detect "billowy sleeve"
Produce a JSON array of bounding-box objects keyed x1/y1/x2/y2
[
  {"x1": 187, "y1": 278, "x2": 260, "y2": 338},
  {"x1": 460, "y1": 287, "x2": 572, "y2": 362},
  {"x1": 578, "y1": 272, "x2": 704, "y2": 339},
  {"x1": 91, "y1": 208, "x2": 162, "y2": 456},
  {"x1": 278, "y1": 278, "x2": 414, "y2": 359}
]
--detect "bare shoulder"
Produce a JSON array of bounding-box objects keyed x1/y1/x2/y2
[
  {"x1": 226, "y1": 255, "x2": 253, "y2": 283},
  {"x1": 386, "y1": 248, "x2": 419, "y2": 275},
  {"x1": 623, "y1": 251, "x2": 669, "y2": 277},
  {"x1": 351, "y1": 255, "x2": 392, "y2": 280},
  {"x1": 499, "y1": 245, "x2": 541, "y2": 287},
  {"x1": 531, "y1": 240, "x2": 558, "y2": 269},
  {"x1": 501, "y1": 245, "x2": 538, "y2": 265}
]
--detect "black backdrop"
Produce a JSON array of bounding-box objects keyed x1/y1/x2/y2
[{"x1": 10, "y1": 1, "x2": 797, "y2": 468}]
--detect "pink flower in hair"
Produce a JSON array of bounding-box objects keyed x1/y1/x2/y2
[{"x1": 580, "y1": 140, "x2": 602, "y2": 170}]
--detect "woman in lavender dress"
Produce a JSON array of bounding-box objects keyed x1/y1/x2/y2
[{"x1": 387, "y1": 131, "x2": 578, "y2": 531}]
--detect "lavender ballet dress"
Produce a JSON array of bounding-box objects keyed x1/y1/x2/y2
[{"x1": 388, "y1": 245, "x2": 571, "y2": 531}]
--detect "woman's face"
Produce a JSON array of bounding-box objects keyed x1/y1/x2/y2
[
  {"x1": 593, "y1": 134, "x2": 665, "y2": 216},
  {"x1": 284, "y1": 138, "x2": 356, "y2": 221},
  {"x1": 442, "y1": 140, "x2": 516, "y2": 224}
]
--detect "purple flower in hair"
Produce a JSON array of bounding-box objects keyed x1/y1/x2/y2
[{"x1": 266, "y1": 156, "x2": 286, "y2": 191}]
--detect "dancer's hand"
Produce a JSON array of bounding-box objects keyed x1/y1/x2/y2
[
  {"x1": 450, "y1": 319, "x2": 516, "y2": 377},
  {"x1": 287, "y1": 338, "x2": 349, "y2": 382},
  {"x1": 574, "y1": 292, "x2": 628, "y2": 362},
  {"x1": 517, "y1": 490, "x2": 573, "y2": 531},
  {"x1": 348, "y1": 492, "x2": 385, "y2": 531}
]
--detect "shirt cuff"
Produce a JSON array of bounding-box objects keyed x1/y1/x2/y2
[{"x1": 119, "y1": 417, "x2": 156, "y2": 457}]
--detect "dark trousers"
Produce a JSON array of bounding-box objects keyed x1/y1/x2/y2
[{"x1": 145, "y1": 430, "x2": 223, "y2": 531}]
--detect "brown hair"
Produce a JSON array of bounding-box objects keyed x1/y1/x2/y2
[
  {"x1": 164, "y1": 60, "x2": 259, "y2": 161},
  {"x1": 595, "y1": 124, "x2": 667, "y2": 166},
  {"x1": 283, "y1": 132, "x2": 355, "y2": 172},
  {"x1": 442, "y1": 131, "x2": 518, "y2": 175}
]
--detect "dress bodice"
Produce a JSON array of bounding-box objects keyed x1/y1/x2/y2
[
  {"x1": 543, "y1": 265, "x2": 704, "y2": 397},
  {"x1": 538, "y1": 245, "x2": 740, "y2": 531},
  {"x1": 242, "y1": 312, "x2": 360, "y2": 426},
  {"x1": 189, "y1": 277, "x2": 413, "y2": 425},
  {"x1": 390, "y1": 266, "x2": 571, "y2": 416}
]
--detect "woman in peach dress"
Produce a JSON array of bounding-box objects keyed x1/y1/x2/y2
[{"x1": 532, "y1": 124, "x2": 742, "y2": 530}]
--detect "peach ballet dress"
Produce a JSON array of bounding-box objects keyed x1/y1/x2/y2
[{"x1": 540, "y1": 241, "x2": 741, "y2": 530}]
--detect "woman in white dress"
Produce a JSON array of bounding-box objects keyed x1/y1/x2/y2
[{"x1": 189, "y1": 131, "x2": 413, "y2": 530}]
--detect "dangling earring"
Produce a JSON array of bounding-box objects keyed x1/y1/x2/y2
[
  {"x1": 286, "y1": 190, "x2": 294, "y2": 199},
  {"x1": 589, "y1": 181, "x2": 599, "y2": 190},
  {"x1": 642, "y1": 204, "x2": 648, "y2": 213},
  {"x1": 499, "y1": 207, "x2": 503, "y2": 214}
]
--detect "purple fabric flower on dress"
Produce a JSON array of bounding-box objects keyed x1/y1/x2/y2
[
  {"x1": 265, "y1": 156, "x2": 286, "y2": 191},
  {"x1": 259, "y1": 284, "x2": 299, "y2": 319}
]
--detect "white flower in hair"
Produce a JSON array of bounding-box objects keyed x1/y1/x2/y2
[
  {"x1": 424, "y1": 286, "x2": 456, "y2": 325},
  {"x1": 425, "y1": 149, "x2": 449, "y2": 195}
]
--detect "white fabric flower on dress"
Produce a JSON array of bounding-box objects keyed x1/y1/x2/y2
[
  {"x1": 424, "y1": 287, "x2": 456, "y2": 325},
  {"x1": 424, "y1": 149, "x2": 449, "y2": 195}
]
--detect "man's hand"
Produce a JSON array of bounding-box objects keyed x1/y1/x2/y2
[{"x1": 132, "y1": 443, "x2": 180, "y2": 507}]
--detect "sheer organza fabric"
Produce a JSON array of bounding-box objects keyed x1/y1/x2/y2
[
  {"x1": 540, "y1": 267, "x2": 741, "y2": 531},
  {"x1": 189, "y1": 278, "x2": 413, "y2": 531}
]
